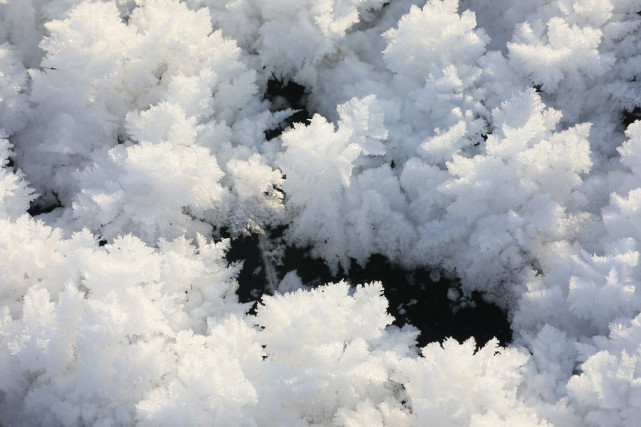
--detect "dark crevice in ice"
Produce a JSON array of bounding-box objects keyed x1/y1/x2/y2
[
  {"x1": 225, "y1": 227, "x2": 512, "y2": 349},
  {"x1": 622, "y1": 106, "x2": 641, "y2": 129},
  {"x1": 224, "y1": 232, "x2": 267, "y2": 311},
  {"x1": 27, "y1": 190, "x2": 62, "y2": 217},
  {"x1": 5, "y1": 155, "x2": 15, "y2": 169},
  {"x1": 263, "y1": 77, "x2": 312, "y2": 140}
]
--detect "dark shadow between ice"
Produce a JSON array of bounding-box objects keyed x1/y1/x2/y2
[
  {"x1": 263, "y1": 77, "x2": 312, "y2": 141},
  {"x1": 225, "y1": 228, "x2": 512, "y2": 350}
]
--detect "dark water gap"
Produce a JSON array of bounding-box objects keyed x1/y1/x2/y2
[
  {"x1": 263, "y1": 77, "x2": 312, "y2": 140},
  {"x1": 224, "y1": 227, "x2": 512, "y2": 350},
  {"x1": 622, "y1": 106, "x2": 641, "y2": 129},
  {"x1": 27, "y1": 190, "x2": 62, "y2": 217}
]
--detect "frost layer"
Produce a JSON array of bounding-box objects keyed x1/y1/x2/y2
[
  {"x1": 0, "y1": 222, "x2": 541, "y2": 425},
  {"x1": 1, "y1": 0, "x2": 641, "y2": 425}
]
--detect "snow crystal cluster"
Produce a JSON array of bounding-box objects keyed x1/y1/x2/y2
[{"x1": 1, "y1": 0, "x2": 641, "y2": 425}]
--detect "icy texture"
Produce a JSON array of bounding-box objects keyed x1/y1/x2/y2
[
  {"x1": 11, "y1": 0, "x2": 284, "y2": 238},
  {"x1": 1, "y1": 0, "x2": 641, "y2": 425},
  {"x1": 0, "y1": 136, "x2": 35, "y2": 218}
]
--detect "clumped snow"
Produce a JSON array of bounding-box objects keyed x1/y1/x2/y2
[{"x1": 1, "y1": 0, "x2": 641, "y2": 425}]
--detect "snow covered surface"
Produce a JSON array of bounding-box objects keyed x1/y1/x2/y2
[{"x1": 1, "y1": 0, "x2": 641, "y2": 425}]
